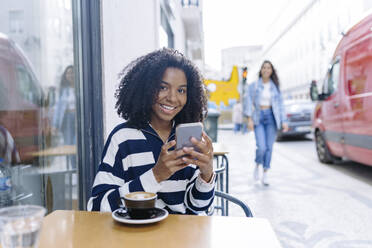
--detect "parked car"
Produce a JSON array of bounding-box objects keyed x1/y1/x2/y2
[
  {"x1": 310, "y1": 12, "x2": 372, "y2": 166},
  {"x1": 0, "y1": 33, "x2": 50, "y2": 163},
  {"x1": 276, "y1": 100, "x2": 314, "y2": 141}
]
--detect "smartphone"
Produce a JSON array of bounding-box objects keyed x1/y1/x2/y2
[{"x1": 175, "y1": 122, "x2": 203, "y2": 151}]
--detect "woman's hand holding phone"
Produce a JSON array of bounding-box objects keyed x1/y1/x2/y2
[
  {"x1": 180, "y1": 132, "x2": 214, "y2": 182},
  {"x1": 152, "y1": 132, "x2": 214, "y2": 183},
  {"x1": 152, "y1": 140, "x2": 190, "y2": 183}
]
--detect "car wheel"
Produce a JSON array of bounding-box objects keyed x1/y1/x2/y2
[{"x1": 315, "y1": 131, "x2": 337, "y2": 164}]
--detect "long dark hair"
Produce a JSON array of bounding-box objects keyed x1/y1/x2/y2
[
  {"x1": 259, "y1": 60, "x2": 280, "y2": 90},
  {"x1": 115, "y1": 48, "x2": 207, "y2": 129},
  {"x1": 60, "y1": 65, "x2": 74, "y2": 89}
]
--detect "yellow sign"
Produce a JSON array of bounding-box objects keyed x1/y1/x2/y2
[{"x1": 204, "y1": 66, "x2": 239, "y2": 107}]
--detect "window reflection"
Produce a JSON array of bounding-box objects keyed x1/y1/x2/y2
[
  {"x1": 16, "y1": 66, "x2": 42, "y2": 106},
  {"x1": 9, "y1": 10, "x2": 24, "y2": 34},
  {"x1": 51, "y1": 65, "x2": 76, "y2": 168},
  {"x1": 0, "y1": 1, "x2": 78, "y2": 211}
]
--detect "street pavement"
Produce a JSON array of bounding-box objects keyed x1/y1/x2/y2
[{"x1": 215, "y1": 128, "x2": 372, "y2": 248}]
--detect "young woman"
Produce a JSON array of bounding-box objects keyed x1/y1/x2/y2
[
  {"x1": 88, "y1": 48, "x2": 215, "y2": 214},
  {"x1": 52, "y1": 65, "x2": 76, "y2": 146},
  {"x1": 52, "y1": 65, "x2": 76, "y2": 168},
  {"x1": 243, "y1": 60, "x2": 288, "y2": 186}
]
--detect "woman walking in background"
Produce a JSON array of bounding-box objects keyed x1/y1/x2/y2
[
  {"x1": 52, "y1": 65, "x2": 76, "y2": 168},
  {"x1": 52, "y1": 65, "x2": 76, "y2": 146},
  {"x1": 243, "y1": 60, "x2": 288, "y2": 185}
]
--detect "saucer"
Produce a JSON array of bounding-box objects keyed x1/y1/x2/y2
[{"x1": 112, "y1": 208, "x2": 168, "y2": 224}]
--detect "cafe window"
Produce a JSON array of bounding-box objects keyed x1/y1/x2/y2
[{"x1": 0, "y1": 0, "x2": 87, "y2": 213}]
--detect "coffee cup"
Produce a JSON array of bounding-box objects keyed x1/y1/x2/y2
[{"x1": 121, "y1": 192, "x2": 157, "y2": 219}]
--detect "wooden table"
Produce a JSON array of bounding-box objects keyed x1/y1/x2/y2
[
  {"x1": 28, "y1": 145, "x2": 77, "y2": 157},
  {"x1": 37, "y1": 210, "x2": 282, "y2": 248}
]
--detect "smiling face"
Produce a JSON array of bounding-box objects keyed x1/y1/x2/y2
[
  {"x1": 150, "y1": 67, "x2": 187, "y2": 127},
  {"x1": 260, "y1": 62, "x2": 273, "y2": 81}
]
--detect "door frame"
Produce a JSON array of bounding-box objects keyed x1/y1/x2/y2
[{"x1": 72, "y1": 0, "x2": 104, "y2": 210}]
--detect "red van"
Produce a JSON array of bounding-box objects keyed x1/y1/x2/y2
[
  {"x1": 0, "y1": 33, "x2": 49, "y2": 163},
  {"x1": 310, "y1": 13, "x2": 372, "y2": 166}
]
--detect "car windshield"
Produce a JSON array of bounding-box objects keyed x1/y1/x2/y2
[{"x1": 285, "y1": 101, "x2": 314, "y2": 113}]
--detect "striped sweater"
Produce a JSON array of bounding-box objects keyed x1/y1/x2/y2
[{"x1": 87, "y1": 122, "x2": 215, "y2": 214}]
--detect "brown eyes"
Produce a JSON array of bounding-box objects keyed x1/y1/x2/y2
[{"x1": 159, "y1": 85, "x2": 186, "y2": 94}]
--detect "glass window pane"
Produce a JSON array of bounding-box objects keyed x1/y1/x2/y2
[
  {"x1": 330, "y1": 61, "x2": 340, "y2": 94},
  {"x1": 0, "y1": 1, "x2": 78, "y2": 212}
]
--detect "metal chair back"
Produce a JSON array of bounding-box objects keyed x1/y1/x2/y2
[{"x1": 210, "y1": 191, "x2": 253, "y2": 217}]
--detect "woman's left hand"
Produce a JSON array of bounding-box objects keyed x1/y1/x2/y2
[
  {"x1": 282, "y1": 123, "x2": 289, "y2": 132},
  {"x1": 181, "y1": 131, "x2": 214, "y2": 182}
]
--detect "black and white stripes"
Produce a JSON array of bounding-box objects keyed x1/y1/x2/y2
[{"x1": 87, "y1": 123, "x2": 215, "y2": 214}]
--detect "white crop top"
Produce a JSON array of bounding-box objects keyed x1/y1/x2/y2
[{"x1": 260, "y1": 83, "x2": 271, "y2": 106}]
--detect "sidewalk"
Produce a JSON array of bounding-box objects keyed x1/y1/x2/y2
[
  {"x1": 215, "y1": 128, "x2": 372, "y2": 248},
  {"x1": 214, "y1": 128, "x2": 255, "y2": 217}
]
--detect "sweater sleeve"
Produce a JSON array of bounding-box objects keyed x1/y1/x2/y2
[
  {"x1": 87, "y1": 130, "x2": 161, "y2": 212},
  {"x1": 184, "y1": 169, "x2": 215, "y2": 214}
]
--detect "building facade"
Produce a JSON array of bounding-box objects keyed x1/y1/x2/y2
[
  {"x1": 221, "y1": 45, "x2": 262, "y2": 79},
  {"x1": 251, "y1": 0, "x2": 372, "y2": 99},
  {"x1": 101, "y1": 0, "x2": 204, "y2": 137}
]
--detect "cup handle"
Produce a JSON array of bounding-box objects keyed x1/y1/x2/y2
[
  {"x1": 118, "y1": 197, "x2": 127, "y2": 214},
  {"x1": 117, "y1": 207, "x2": 127, "y2": 216}
]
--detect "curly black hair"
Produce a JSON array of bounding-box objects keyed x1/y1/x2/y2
[{"x1": 115, "y1": 48, "x2": 207, "y2": 129}]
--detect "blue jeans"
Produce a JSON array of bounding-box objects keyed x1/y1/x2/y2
[
  {"x1": 62, "y1": 111, "x2": 76, "y2": 169},
  {"x1": 254, "y1": 109, "x2": 277, "y2": 169},
  {"x1": 242, "y1": 123, "x2": 248, "y2": 134},
  {"x1": 234, "y1": 123, "x2": 242, "y2": 133}
]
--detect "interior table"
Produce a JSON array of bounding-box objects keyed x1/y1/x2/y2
[{"x1": 27, "y1": 145, "x2": 77, "y2": 211}]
